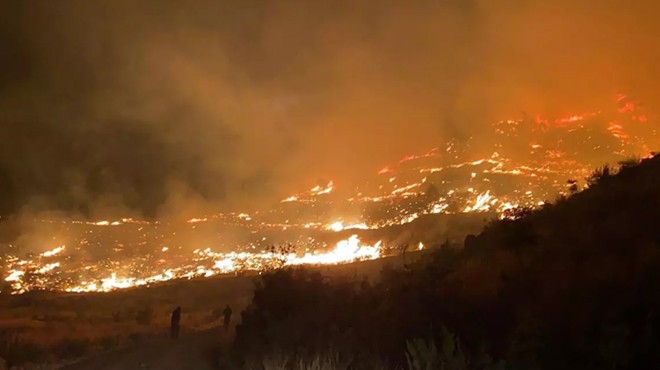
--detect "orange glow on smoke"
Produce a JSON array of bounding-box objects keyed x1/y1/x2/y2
[{"x1": 2, "y1": 94, "x2": 658, "y2": 295}]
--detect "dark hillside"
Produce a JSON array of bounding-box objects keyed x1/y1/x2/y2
[{"x1": 233, "y1": 155, "x2": 660, "y2": 370}]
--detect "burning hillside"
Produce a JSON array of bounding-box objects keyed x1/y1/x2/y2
[{"x1": 1, "y1": 94, "x2": 657, "y2": 294}]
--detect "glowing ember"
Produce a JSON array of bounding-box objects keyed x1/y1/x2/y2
[{"x1": 237, "y1": 213, "x2": 252, "y2": 221}]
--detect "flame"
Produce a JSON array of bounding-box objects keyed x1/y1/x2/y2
[
  {"x1": 4, "y1": 235, "x2": 382, "y2": 294},
  {"x1": 311, "y1": 181, "x2": 334, "y2": 195},
  {"x1": 37, "y1": 262, "x2": 60, "y2": 274},
  {"x1": 286, "y1": 235, "x2": 381, "y2": 266},
  {"x1": 3, "y1": 94, "x2": 658, "y2": 295},
  {"x1": 325, "y1": 221, "x2": 370, "y2": 232},
  {"x1": 5, "y1": 270, "x2": 24, "y2": 282},
  {"x1": 41, "y1": 246, "x2": 65, "y2": 258},
  {"x1": 281, "y1": 181, "x2": 334, "y2": 202},
  {"x1": 378, "y1": 166, "x2": 393, "y2": 175},
  {"x1": 431, "y1": 203, "x2": 449, "y2": 214},
  {"x1": 327, "y1": 221, "x2": 344, "y2": 232},
  {"x1": 398, "y1": 147, "x2": 439, "y2": 164},
  {"x1": 464, "y1": 191, "x2": 495, "y2": 212},
  {"x1": 607, "y1": 121, "x2": 629, "y2": 141},
  {"x1": 237, "y1": 213, "x2": 252, "y2": 221}
]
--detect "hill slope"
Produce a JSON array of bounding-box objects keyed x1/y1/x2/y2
[
  {"x1": 62, "y1": 330, "x2": 223, "y2": 370},
  {"x1": 232, "y1": 155, "x2": 660, "y2": 370}
]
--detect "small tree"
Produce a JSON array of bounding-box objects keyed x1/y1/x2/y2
[
  {"x1": 617, "y1": 157, "x2": 641, "y2": 170},
  {"x1": 566, "y1": 179, "x2": 578, "y2": 195},
  {"x1": 587, "y1": 164, "x2": 614, "y2": 187}
]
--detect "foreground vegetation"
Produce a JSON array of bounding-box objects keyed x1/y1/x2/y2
[
  {"x1": 232, "y1": 155, "x2": 660, "y2": 369},
  {"x1": 0, "y1": 274, "x2": 252, "y2": 368},
  {"x1": 1, "y1": 155, "x2": 659, "y2": 369}
]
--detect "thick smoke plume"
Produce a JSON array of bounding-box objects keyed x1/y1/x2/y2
[{"x1": 0, "y1": 0, "x2": 658, "y2": 219}]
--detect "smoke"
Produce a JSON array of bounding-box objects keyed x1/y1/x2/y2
[{"x1": 0, "y1": 0, "x2": 658, "y2": 219}]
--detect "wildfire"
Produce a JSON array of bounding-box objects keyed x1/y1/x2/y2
[
  {"x1": 463, "y1": 191, "x2": 496, "y2": 213},
  {"x1": 378, "y1": 166, "x2": 393, "y2": 175},
  {"x1": 281, "y1": 181, "x2": 334, "y2": 202},
  {"x1": 41, "y1": 245, "x2": 65, "y2": 258},
  {"x1": 325, "y1": 221, "x2": 370, "y2": 232},
  {"x1": 3, "y1": 235, "x2": 383, "y2": 294},
  {"x1": 607, "y1": 121, "x2": 629, "y2": 141},
  {"x1": 311, "y1": 181, "x2": 334, "y2": 196},
  {"x1": 398, "y1": 147, "x2": 439, "y2": 164},
  {"x1": 2, "y1": 94, "x2": 658, "y2": 295},
  {"x1": 286, "y1": 235, "x2": 381, "y2": 265},
  {"x1": 37, "y1": 262, "x2": 60, "y2": 274}
]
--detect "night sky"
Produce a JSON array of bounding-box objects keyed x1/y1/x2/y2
[{"x1": 1, "y1": 0, "x2": 659, "y2": 218}]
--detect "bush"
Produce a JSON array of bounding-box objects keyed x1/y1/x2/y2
[{"x1": 586, "y1": 164, "x2": 614, "y2": 186}]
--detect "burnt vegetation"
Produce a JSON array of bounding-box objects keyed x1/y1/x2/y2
[{"x1": 232, "y1": 154, "x2": 660, "y2": 369}]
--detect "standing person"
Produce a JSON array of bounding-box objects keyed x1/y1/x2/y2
[
  {"x1": 171, "y1": 306, "x2": 181, "y2": 339},
  {"x1": 222, "y1": 305, "x2": 232, "y2": 331}
]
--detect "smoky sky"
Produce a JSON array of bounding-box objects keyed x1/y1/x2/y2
[{"x1": 0, "y1": 0, "x2": 659, "y2": 218}]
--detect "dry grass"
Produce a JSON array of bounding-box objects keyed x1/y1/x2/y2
[
  {"x1": 0, "y1": 272, "x2": 254, "y2": 366},
  {"x1": 0, "y1": 254, "x2": 420, "y2": 367}
]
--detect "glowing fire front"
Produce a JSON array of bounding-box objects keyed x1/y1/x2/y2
[
  {"x1": 286, "y1": 235, "x2": 380, "y2": 265},
  {"x1": 3, "y1": 235, "x2": 382, "y2": 294}
]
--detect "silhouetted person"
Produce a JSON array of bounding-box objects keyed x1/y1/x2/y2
[
  {"x1": 171, "y1": 306, "x2": 181, "y2": 339},
  {"x1": 222, "y1": 305, "x2": 232, "y2": 331}
]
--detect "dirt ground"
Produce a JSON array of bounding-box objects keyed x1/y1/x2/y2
[{"x1": 61, "y1": 327, "x2": 231, "y2": 370}]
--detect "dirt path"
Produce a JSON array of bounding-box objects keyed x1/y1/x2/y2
[{"x1": 61, "y1": 328, "x2": 230, "y2": 370}]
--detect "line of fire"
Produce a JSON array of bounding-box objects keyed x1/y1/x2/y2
[{"x1": 2, "y1": 94, "x2": 656, "y2": 294}]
